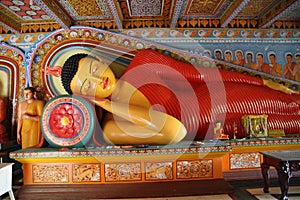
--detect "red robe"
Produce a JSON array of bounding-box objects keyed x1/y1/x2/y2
[{"x1": 121, "y1": 49, "x2": 300, "y2": 140}]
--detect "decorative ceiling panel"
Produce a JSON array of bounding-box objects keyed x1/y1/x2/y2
[
  {"x1": 67, "y1": 0, "x2": 103, "y2": 16},
  {"x1": 259, "y1": 0, "x2": 299, "y2": 28},
  {"x1": 237, "y1": 0, "x2": 275, "y2": 18},
  {"x1": 237, "y1": 0, "x2": 276, "y2": 18},
  {"x1": 0, "y1": 0, "x2": 51, "y2": 21},
  {"x1": 0, "y1": 0, "x2": 299, "y2": 33},
  {"x1": 119, "y1": 0, "x2": 171, "y2": 19},
  {"x1": 279, "y1": 2, "x2": 300, "y2": 20},
  {"x1": 127, "y1": 0, "x2": 163, "y2": 16},
  {"x1": 58, "y1": 0, "x2": 112, "y2": 20},
  {"x1": 182, "y1": 0, "x2": 232, "y2": 18},
  {"x1": 186, "y1": 0, "x2": 225, "y2": 16}
]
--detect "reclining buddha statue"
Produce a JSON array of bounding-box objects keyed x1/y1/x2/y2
[{"x1": 46, "y1": 49, "x2": 300, "y2": 145}]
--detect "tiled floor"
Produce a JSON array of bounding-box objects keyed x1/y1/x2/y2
[
  {"x1": 247, "y1": 186, "x2": 300, "y2": 200},
  {"x1": 4, "y1": 188, "x2": 300, "y2": 200},
  {"x1": 88, "y1": 186, "x2": 300, "y2": 200}
]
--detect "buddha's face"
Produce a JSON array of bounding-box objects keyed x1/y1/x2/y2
[{"x1": 70, "y1": 56, "x2": 116, "y2": 99}]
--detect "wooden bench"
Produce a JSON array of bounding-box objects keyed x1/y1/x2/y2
[{"x1": 260, "y1": 150, "x2": 300, "y2": 200}]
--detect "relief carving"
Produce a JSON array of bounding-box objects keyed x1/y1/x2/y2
[
  {"x1": 177, "y1": 160, "x2": 213, "y2": 179},
  {"x1": 73, "y1": 164, "x2": 101, "y2": 182},
  {"x1": 32, "y1": 164, "x2": 69, "y2": 183},
  {"x1": 104, "y1": 163, "x2": 141, "y2": 182},
  {"x1": 145, "y1": 162, "x2": 173, "y2": 180},
  {"x1": 230, "y1": 152, "x2": 261, "y2": 169}
]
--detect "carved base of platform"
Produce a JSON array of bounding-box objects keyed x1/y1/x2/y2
[
  {"x1": 15, "y1": 179, "x2": 233, "y2": 200},
  {"x1": 9, "y1": 138, "x2": 300, "y2": 199},
  {"x1": 10, "y1": 144, "x2": 230, "y2": 185}
]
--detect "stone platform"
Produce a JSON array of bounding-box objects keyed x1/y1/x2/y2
[
  {"x1": 9, "y1": 138, "x2": 300, "y2": 199},
  {"x1": 10, "y1": 142, "x2": 230, "y2": 185}
]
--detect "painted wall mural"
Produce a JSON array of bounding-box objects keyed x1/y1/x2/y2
[
  {"x1": 122, "y1": 28, "x2": 300, "y2": 84},
  {"x1": 0, "y1": 26, "x2": 299, "y2": 145},
  {"x1": 123, "y1": 29, "x2": 300, "y2": 55},
  {"x1": 1, "y1": 28, "x2": 299, "y2": 84}
]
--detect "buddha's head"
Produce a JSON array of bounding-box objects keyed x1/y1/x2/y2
[{"x1": 60, "y1": 54, "x2": 116, "y2": 99}]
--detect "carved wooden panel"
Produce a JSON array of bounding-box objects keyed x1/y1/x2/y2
[
  {"x1": 230, "y1": 152, "x2": 261, "y2": 169},
  {"x1": 73, "y1": 164, "x2": 101, "y2": 182},
  {"x1": 145, "y1": 162, "x2": 173, "y2": 180},
  {"x1": 104, "y1": 163, "x2": 141, "y2": 182},
  {"x1": 176, "y1": 160, "x2": 213, "y2": 179},
  {"x1": 32, "y1": 164, "x2": 69, "y2": 183}
]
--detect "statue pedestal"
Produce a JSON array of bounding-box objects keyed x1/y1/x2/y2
[
  {"x1": 10, "y1": 138, "x2": 300, "y2": 199},
  {"x1": 10, "y1": 142, "x2": 232, "y2": 199}
]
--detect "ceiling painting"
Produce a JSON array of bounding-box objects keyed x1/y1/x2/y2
[
  {"x1": 0, "y1": 0, "x2": 299, "y2": 33},
  {"x1": 186, "y1": 0, "x2": 225, "y2": 16}
]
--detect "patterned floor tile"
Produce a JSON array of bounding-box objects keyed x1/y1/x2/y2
[{"x1": 247, "y1": 186, "x2": 300, "y2": 200}]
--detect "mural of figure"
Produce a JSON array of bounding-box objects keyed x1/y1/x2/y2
[
  {"x1": 293, "y1": 54, "x2": 300, "y2": 82},
  {"x1": 245, "y1": 52, "x2": 257, "y2": 70},
  {"x1": 268, "y1": 53, "x2": 283, "y2": 77},
  {"x1": 284, "y1": 53, "x2": 296, "y2": 80},
  {"x1": 47, "y1": 49, "x2": 299, "y2": 144},
  {"x1": 17, "y1": 87, "x2": 45, "y2": 149},
  {"x1": 234, "y1": 51, "x2": 246, "y2": 66},
  {"x1": 204, "y1": 50, "x2": 212, "y2": 58},
  {"x1": 224, "y1": 51, "x2": 234, "y2": 64},
  {"x1": 256, "y1": 53, "x2": 270, "y2": 73},
  {"x1": 214, "y1": 50, "x2": 224, "y2": 69},
  {"x1": 214, "y1": 50, "x2": 224, "y2": 61}
]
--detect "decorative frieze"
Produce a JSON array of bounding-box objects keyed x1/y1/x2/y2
[
  {"x1": 145, "y1": 162, "x2": 173, "y2": 180},
  {"x1": 32, "y1": 164, "x2": 69, "y2": 183},
  {"x1": 73, "y1": 164, "x2": 101, "y2": 182},
  {"x1": 177, "y1": 160, "x2": 213, "y2": 179},
  {"x1": 230, "y1": 152, "x2": 261, "y2": 169},
  {"x1": 104, "y1": 163, "x2": 142, "y2": 182}
]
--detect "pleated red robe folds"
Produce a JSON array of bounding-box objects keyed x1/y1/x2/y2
[{"x1": 121, "y1": 49, "x2": 300, "y2": 140}]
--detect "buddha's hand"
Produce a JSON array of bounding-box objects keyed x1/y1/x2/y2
[{"x1": 263, "y1": 80, "x2": 299, "y2": 95}]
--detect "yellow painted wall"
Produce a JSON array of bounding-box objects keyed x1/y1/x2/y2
[{"x1": 0, "y1": 71, "x2": 8, "y2": 98}]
